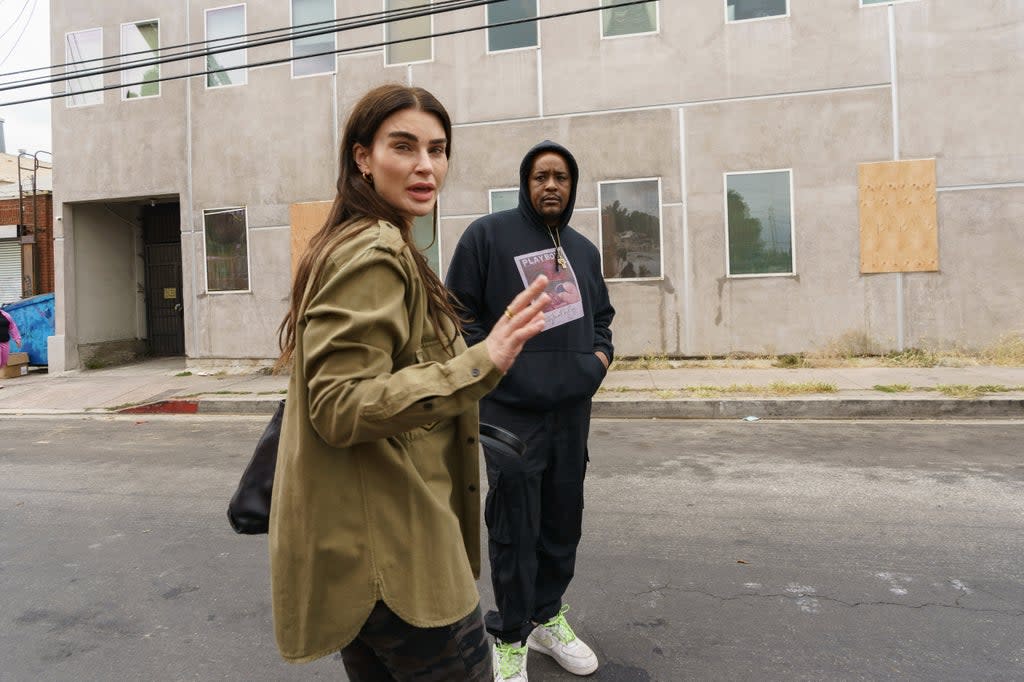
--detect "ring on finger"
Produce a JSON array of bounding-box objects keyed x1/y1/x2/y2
[{"x1": 504, "y1": 307, "x2": 515, "y2": 320}]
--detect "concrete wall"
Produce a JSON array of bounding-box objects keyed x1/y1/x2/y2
[
  {"x1": 51, "y1": 0, "x2": 188, "y2": 201},
  {"x1": 49, "y1": 0, "x2": 1024, "y2": 366},
  {"x1": 71, "y1": 203, "x2": 141, "y2": 344}
]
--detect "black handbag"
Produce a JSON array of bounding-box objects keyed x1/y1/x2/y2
[
  {"x1": 227, "y1": 399, "x2": 285, "y2": 534},
  {"x1": 479, "y1": 422, "x2": 526, "y2": 458}
]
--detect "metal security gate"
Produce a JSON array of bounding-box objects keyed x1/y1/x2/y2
[
  {"x1": 0, "y1": 239, "x2": 22, "y2": 305},
  {"x1": 142, "y1": 203, "x2": 185, "y2": 356}
]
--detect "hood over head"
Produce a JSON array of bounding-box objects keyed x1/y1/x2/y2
[{"x1": 518, "y1": 140, "x2": 579, "y2": 232}]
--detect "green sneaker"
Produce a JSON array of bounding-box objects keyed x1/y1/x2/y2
[
  {"x1": 492, "y1": 640, "x2": 529, "y2": 681},
  {"x1": 526, "y1": 604, "x2": 598, "y2": 676}
]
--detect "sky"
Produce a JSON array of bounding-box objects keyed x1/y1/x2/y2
[{"x1": 0, "y1": 0, "x2": 52, "y2": 155}]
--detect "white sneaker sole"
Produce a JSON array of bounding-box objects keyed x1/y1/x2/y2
[{"x1": 526, "y1": 638, "x2": 598, "y2": 676}]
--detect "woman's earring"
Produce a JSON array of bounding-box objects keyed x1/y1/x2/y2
[{"x1": 361, "y1": 170, "x2": 374, "y2": 186}]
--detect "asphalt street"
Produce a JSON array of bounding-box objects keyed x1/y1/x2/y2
[{"x1": 1, "y1": 416, "x2": 1022, "y2": 681}]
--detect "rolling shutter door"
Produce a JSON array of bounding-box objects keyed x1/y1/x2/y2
[{"x1": 0, "y1": 240, "x2": 22, "y2": 304}]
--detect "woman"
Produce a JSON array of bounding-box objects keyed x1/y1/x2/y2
[{"x1": 270, "y1": 84, "x2": 549, "y2": 680}]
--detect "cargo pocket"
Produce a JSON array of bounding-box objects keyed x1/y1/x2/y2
[{"x1": 483, "y1": 472, "x2": 514, "y2": 544}]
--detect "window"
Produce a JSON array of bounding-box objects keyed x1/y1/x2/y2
[
  {"x1": 385, "y1": 0, "x2": 432, "y2": 65},
  {"x1": 489, "y1": 188, "x2": 518, "y2": 213},
  {"x1": 725, "y1": 170, "x2": 794, "y2": 276},
  {"x1": 65, "y1": 28, "x2": 103, "y2": 107},
  {"x1": 121, "y1": 20, "x2": 160, "y2": 99},
  {"x1": 599, "y1": 179, "x2": 662, "y2": 280},
  {"x1": 206, "y1": 4, "x2": 247, "y2": 88},
  {"x1": 411, "y1": 212, "x2": 441, "y2": 274},
  {"x1": 487, "y1": 0, "x2": 538, "y2": 52},
  {"x1": 601, "y1": 0, "x2": 658, "y2": 38},
  {"x1": 204, "y1": 208, "x2": 250, "y2": 292},
  {"x1": 726, "y1": 0, "x2": 787, "y2": 22},
  {"x1": 292, "y1": 0, "x2": 335, "y2": 76}
]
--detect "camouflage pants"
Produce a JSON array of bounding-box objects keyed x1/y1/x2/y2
[{"x1": 340, "y1": 601, "x2": 492, "y2": 681}]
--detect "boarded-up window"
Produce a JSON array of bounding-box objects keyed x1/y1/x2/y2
[
  {"x1": 858, "y1": 159, "x2": 938, "y2": 273},
  {"x1": 290, "y1": 202, "x2": 440, "y2": 276},
  {"x1": 289, "y1": 201, "x2": 331, "y2": 276}
]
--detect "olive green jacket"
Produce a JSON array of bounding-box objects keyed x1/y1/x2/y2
[{"x1": 269, "y1": 219, "x2": 503, "y2": 663}]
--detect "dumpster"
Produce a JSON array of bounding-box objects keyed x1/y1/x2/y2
[{"x1": 1, "y1": 293, "x2": 55, "y2": 366}]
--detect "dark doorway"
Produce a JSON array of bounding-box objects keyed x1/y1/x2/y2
[{"x1": 142, "y1": 203, "x2": 185, "y2": 356}]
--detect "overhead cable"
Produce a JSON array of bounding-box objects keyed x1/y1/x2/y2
[
  {"x1": 0, "y1": 0, "x2": 498, "y2": 88},
  {"x1": 0, "y1": 0, "x2": 656, "y2": 107}
]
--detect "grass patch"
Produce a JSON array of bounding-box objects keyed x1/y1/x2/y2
[
  {"x1": 935, "y1": 384, "x2": 1016, "y2": 399},
  {"x1": 653, "y1": 389, "x2": 679, "y2": 399},
  {"x1": 812, "y1": 330, "x2": 877, "y2": 360},
  {"x1": 773, "y1": 353, "x2": 806, "y2": 368},
  {"x1": 83, "y1": 358, "x2": 110, "y2": 370},
  {"x1": 175, "y1": 371, "x2": 193, "y2": 377},
  {"x1": 684, "y1": 384, "x2": 758, "y2": 397},
  {"x1": 768, "y1": 381, "x2": 838, "y2": 396},
  {"x1": 981, "y1": 333, "x2": 1024, "y2": 366},
  {"x1": 937, "y1": 384, "x2": 986, "y2": 399},
  {"x1": 677, "y1": 382, "x2": 835, "y2": 397},
  {"x1": 256, "y1": 390, "x2": 288, "y2": 395},
  {"x1": 874, "y1": 384, "x2": 912, "y2": 393},
  {"x1": 598, "y1": 385, "x2": 641, "y2": 393},
  {"x1": 882, "y1": 347, "x2": 939, "y2": 368},
  {"x1": 610, "y1": 354, "x2": 673, "y2": 370}
]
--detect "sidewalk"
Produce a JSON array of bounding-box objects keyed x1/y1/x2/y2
[{"x1": 1, "y1": 357, "x2": 1023, "y2": 419}]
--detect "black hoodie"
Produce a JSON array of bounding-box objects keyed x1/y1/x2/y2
[{"x1": 445, "y1": 140, "x2": 615, "y2": 410}]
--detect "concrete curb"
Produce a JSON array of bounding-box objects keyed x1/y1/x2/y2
[
  {"x1": 135, "y1": 396, "x2": 1024, "y2": 419},
  {"x1": 591, "y1": 397, "x2": 1024, "y2": 420},
  {"x1": 4, "y1": 396, "x2": 1020, "y2": 420}
]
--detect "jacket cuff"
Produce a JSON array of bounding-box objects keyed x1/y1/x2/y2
[{"x1": 451, "y1": 341, "x2": 503, "y2": 396}]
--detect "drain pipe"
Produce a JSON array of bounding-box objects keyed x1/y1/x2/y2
[{"x1": 888, "y1": 3, "x2": 905, "y2": 351}]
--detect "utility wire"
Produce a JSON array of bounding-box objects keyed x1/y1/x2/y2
[
  {"x1": 0, "y1": 0, "x2": 29, "y2": 43},
  {"x1": 0, "y1": 0, "x2": 499, "y2": 86},
  {"x1": 0, "y1": 0, "x2": 36, "y2": 69},
  {"x1": 0, "y1": 0, "x2": 494, "y2": 92},
  {"x1": 0, "y1": 0, "x2": 656, "y2": 106}
]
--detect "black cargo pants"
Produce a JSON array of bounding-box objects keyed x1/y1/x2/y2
[{"x1": 479, "y1": 398, "x2": 591, "y2": 644}]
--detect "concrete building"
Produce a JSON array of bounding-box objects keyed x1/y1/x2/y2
[{"x1": 49, "y1": 1, "x2": 1024, "y2": 371}]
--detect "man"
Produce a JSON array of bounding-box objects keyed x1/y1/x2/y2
[{"x1": 446, "y1": 141, "x2": 615, "y2": 681}]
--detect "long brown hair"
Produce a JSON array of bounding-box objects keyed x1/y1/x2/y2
[{"x1": 276, "y1": 84, "x2": 461, "y2": 373}]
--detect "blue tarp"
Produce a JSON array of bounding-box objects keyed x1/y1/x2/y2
[{"x1": 2, "y1": 293, "x2": 54, "y2": 365}]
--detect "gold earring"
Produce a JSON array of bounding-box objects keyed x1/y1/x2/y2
[{"x1": 361, "y1": 170, "x2": 373, "y2": 185}]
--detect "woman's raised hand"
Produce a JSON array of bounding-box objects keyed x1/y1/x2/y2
[{"x1": 485, "y1": 275, "x2": 550, "y2": 373}]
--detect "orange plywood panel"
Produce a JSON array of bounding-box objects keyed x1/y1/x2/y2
[
  {"x1": 858, "y1": 159, "x2": 939, "y2": 273},
  {"x1": 289, "y1": 201, "x2": 332, "y2": 276}
]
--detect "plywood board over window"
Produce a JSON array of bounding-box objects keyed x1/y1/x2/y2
[
  {"x1": 858, "y1": 159, "x2": 938, "y2": 273},
  {"x1": 289, "y1": 201, "x2": 331, "y2": 275}
]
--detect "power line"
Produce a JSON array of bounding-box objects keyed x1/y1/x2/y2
[
  {"x1": 0, "y1": 0, "x2": 497, "y2": 86},
  {"x1": 0, "y1": 0, "x2": 36, "y2": 70},
  {"x1": 0, "y1": 0, "x2": 655, "y2": 98},
  {"x1": 0, "y1": 0, "x2": 656, "y2": 106},
  {"x1": 0, "y1": 0, "x2": 498, "y2": 93},
  {"x1": 0, "y1": 0, "x2": 29, "y2": 43}
]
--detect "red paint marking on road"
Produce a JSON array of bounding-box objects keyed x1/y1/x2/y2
[{"x1": 119, "y1": 400, "x2": 199, "y2": 414}]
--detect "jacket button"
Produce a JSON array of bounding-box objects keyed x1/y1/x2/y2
[
  {"x1": 471, "y1": 368, "x2": 480, "y2": 377},
  {"x1": 468, "y1": 484, "x2": 477, "y2": 492}
]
